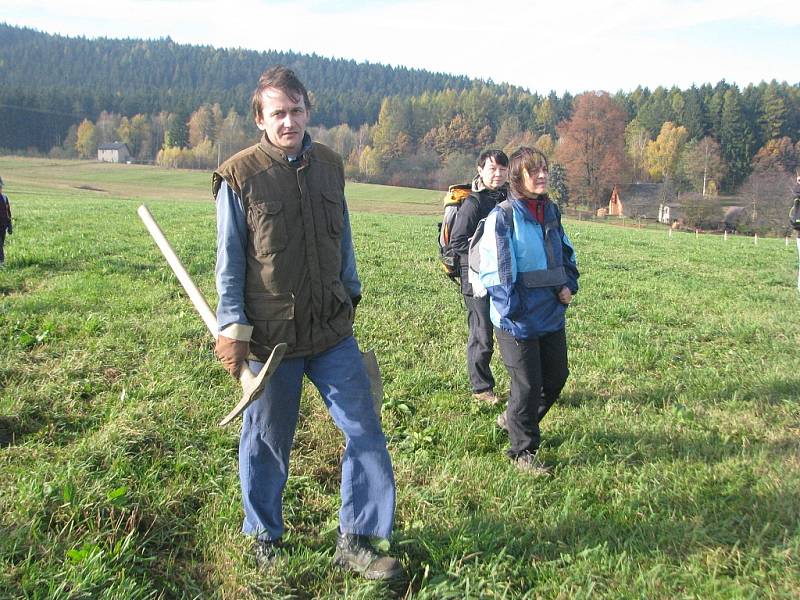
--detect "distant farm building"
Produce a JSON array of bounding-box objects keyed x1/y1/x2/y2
[
  {"x1": 607, "y1": 185, "x2": 624, "y2": 216},
  {"x1": 603, "y1": 183, "x2": 677, "y2": 221},
  {"x1": 97, "y1": 142, "x2": 131, "y2": 163},
  {"x1": 603, "y1": 183, "x2": 747, "y2": 230}
]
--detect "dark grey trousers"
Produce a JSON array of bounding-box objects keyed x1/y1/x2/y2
[
  {"x1": 496, "y1": 327, "x2": 569, "y2": 458},
  {"x1": 464, "y1": 294, "x2": 495, "y2": 393}
]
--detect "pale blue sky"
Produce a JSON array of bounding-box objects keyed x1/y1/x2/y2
[{"x1": 2, "y1": 0, "x2": 798, "y2": 94}]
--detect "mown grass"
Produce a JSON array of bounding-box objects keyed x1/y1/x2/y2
[
  {"x1": 1, "y1": 158, "x2": 799, "y2": 599},
  {"x1": 0, "y1": 157, "x2": 442, "y2": 215}
]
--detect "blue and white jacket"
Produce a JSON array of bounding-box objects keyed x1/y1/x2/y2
[{"x1": 478, "y1": 192, "x2": 579, "y2": 339}]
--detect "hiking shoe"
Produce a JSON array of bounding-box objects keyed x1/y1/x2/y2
[
  {"x1": 473, "y1": 390, "x2": 500, "y2": 405},
  {"x1": 333, "y1": 531, "x2": 403, "y2": 580},
  {"x1": 513, "y1": 451, "x2": 551, "y2": 476},
  {"x1": 496, "y1": 410, "x2": 508, "y2": 431},
  {"x1": 252, "y1": 538, "x2": 282, "y2": 569}
]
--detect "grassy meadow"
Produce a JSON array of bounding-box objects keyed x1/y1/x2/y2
[{"x1": 1, "y1": 157, "x2": 799, "y2": 599}]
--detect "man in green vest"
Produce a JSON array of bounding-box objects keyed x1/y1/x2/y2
[{"x1": 212, "y1": 66, "x2": 401, "y2": 580}]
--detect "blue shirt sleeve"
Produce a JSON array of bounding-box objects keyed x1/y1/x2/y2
[
  {"x1": 340, "y1": 200, "x2": 362, "y2": 299},
  {"x1": 215, "y1": 181, "x2": 250, "y2": 332}
]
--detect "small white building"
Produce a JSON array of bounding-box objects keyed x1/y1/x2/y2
[
  {"x1": 97, "y1": 142, "x2": 131, "y2": 163},
  {"x1": 658, "y1": 203, "x2": 671, "y2": 224}
]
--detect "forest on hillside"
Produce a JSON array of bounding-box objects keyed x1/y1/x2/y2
[{"x1": 2, "y1": 23, "x2": 799, "y2": 233}]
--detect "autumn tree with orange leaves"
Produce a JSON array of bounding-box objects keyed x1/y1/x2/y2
[{"x1": 555, "y1": 92, "x2": 629, "y2": 209}]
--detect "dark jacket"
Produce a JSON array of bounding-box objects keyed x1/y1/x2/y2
[
  {"x1": 0, "y1": 193, "x2": 11, "y2": 232},
  {"x1": 790, "y1": 197, "x2": 800, "y2": 232},
  {"x1": 450, "y1": 185, "x2": 507, "y2": 295},
  {"x1": 213, "y1": 136, "x2": 354, "y2": 361}
]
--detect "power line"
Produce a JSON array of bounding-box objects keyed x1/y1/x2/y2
[{"x1": 0, "y1": 103, "x2": 88, "y2": 119}]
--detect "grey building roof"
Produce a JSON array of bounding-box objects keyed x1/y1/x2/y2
[
  {"x1": 615, "y1": 183, "x2": 675, "y2": 219},
  {"x1": 97, "y1": 142, "x2": 130, "y2": 151}
]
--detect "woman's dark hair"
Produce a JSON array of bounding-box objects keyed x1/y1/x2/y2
[
  {"x1": 477, "y1": 149, "x2": 509, "y2": 168},
  {"x1": 508, "y1": 147, "x2": 549, "y2": 197},
  {"x1": 251, "y1": 65, "x2": 312, "y2": 121}
]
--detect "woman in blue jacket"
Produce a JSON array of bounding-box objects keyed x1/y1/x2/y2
[{"x1": 478, "y1": 147, "x2": 579, "y2": 473}]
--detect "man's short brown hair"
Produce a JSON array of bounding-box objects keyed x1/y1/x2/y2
[{"x1": 251, "y1": 65, "x2": 312, "y2": 121}]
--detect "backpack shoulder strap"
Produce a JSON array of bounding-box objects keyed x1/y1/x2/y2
[
  {"x1": 498, "y1": 199, "x2": 514, "y2": 233},
  {"x1": 552, "y1": 201, "x2": 563, "y2": 226}
]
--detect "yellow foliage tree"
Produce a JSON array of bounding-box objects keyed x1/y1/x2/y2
[
  {"x1": 358, "y1": 146, "x2": 383, "y2": 180},
  {"x1": 645, "y1": 121, "x2": 688, "y2": 182},
  {"x1": 75, "y1": 119, "x2": 97, "y2": 159}
]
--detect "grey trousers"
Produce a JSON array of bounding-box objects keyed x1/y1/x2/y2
[{"x1": 464, "y1": 294, "x2": 495, "y2": 393}]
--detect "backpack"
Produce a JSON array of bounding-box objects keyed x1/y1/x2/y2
[
  {"x1": 466, "y1": 200, "x2": 514, "y2": 297},
  {"x1": 437, "y1": 183, "x2": 473, "y2": 282}
]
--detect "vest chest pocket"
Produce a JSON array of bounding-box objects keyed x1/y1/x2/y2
[
  {"x1": 321, "y1": 190, "x2": 344, "y2": 237},
  {"x1": 249, "y1": 201, "x2": 288, "y2": 255}
]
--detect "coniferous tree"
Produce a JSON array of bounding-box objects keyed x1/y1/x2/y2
[
  {"x1": 759, "y1": 81, "x2": 788, "y2": 142},
  {"x1": 371, "y1": 97, "x2": 412, "y2": 166},
  {"x1": 719, "y1": 88, "x2": 756, "y2": 189},
  {"x1": 674, "y1": 86, "x2": 706, "y2": 140},
  {"x1": 166, "y1": 109, "x2": 190, "y2": 148}
]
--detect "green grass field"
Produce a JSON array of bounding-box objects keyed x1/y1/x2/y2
[{"x1": 1, "y1": 157, "x2": 799, "y2": 599}]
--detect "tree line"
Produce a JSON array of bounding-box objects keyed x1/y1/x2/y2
[{"x1": 1, "y1": 23, "x2": 799, "y2": 232}]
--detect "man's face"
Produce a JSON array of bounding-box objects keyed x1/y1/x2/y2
[
  {"x1": 478, "y1": 158, "x2": 508, "y2": 190},
  {"x1": 255, "y1": 87, "x2": 309, "y2": 155}
]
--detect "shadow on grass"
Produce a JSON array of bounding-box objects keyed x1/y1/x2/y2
[
  {"x1": 0, "y1": 407, "x2": 101, "y2": 448},
  {"x1": 544, "y1": 377, "x2": 800, "y2": 466},
  {"x1": 0, "y1": 415, "x2": 41, "y2": 447},
  {"x1": 395, "y1": 473, "x2": 800, "y2": 596},
  {"x1": 572, "y1": 376, "x2": 800, "y2": 410}
]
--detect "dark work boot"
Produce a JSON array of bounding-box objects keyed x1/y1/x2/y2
[{"x1": 333, "y1": 531, "x2": 403, "y2": 580}]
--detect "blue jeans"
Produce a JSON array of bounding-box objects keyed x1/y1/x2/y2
[{"x1": 239, "y1": 335, "x2": 395, "y2": 541}]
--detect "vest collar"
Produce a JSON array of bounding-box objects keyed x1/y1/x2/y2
[{"x1": 258, "y1": 132, "x2": 313, "y2": 165}]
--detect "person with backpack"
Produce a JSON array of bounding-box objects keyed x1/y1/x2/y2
[
  {"x1": 0, "y1": 176, "x2": 12, "y2": 267},
  {"x1": 476, "y1": 147, "x2": 579, "y2": 474},
  {"x1": 789, "y1": 173, "x2": 800, "y2": 233},
  {"x1": 449, "y1": 149, "x2": 509, "y2": 405},
  {"x1": 790, "y1": 173, "x2": 800, "y2": 290}
]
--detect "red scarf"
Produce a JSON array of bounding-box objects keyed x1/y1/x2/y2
[{"x1": 525, "y1": 197, "x2": 547, "y2": 224}]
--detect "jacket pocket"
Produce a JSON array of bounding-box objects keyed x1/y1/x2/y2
[
  {"x1": 321, "y1": 190, "x2": 344, "y2": 237},
  {"x1": 245, "y1": 292, "x2": 296, "y2": 347},
  {"x1": 327, "y1": 280, "x2": 353, "y2": 335},
  {"x1": 249, "y1": 201, "x2": 288, "y2": 255}
]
